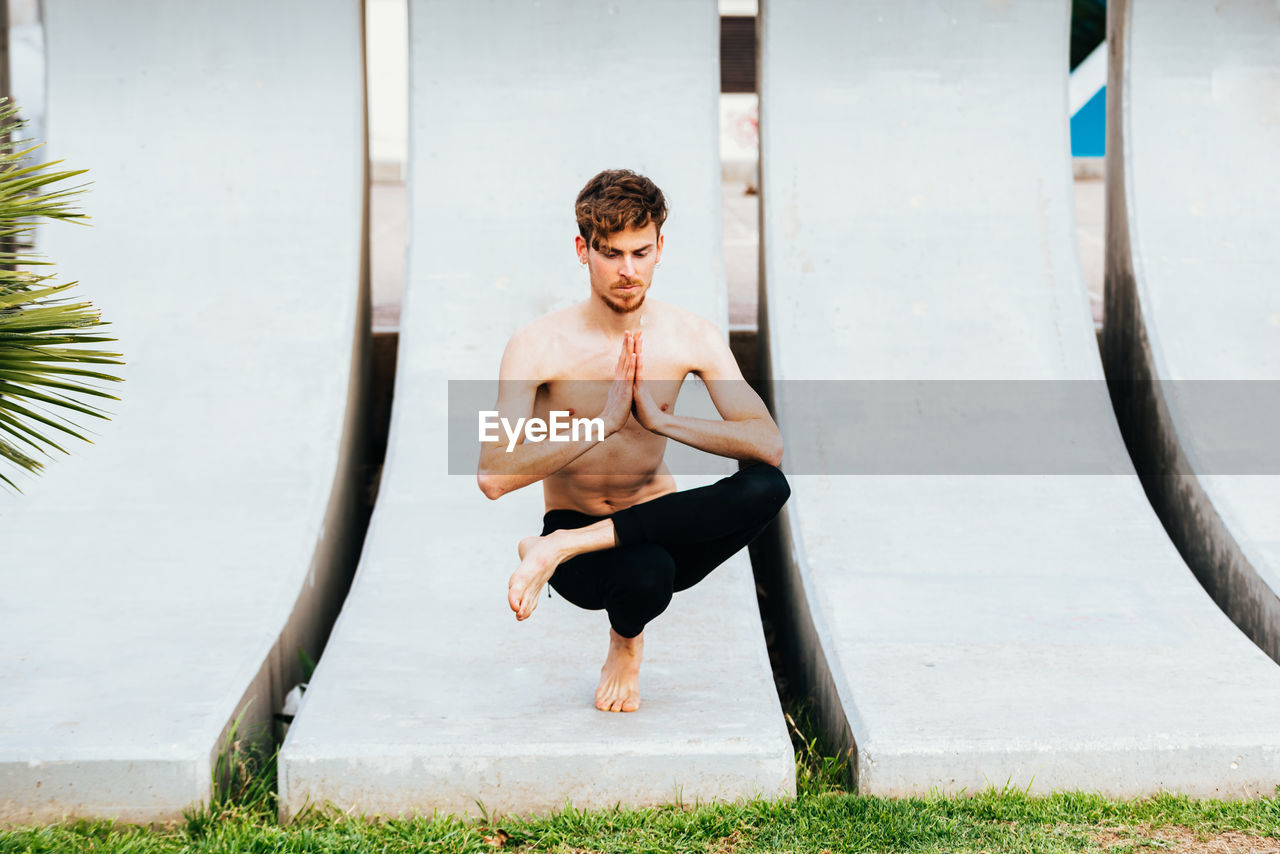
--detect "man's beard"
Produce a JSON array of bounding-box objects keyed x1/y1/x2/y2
[{"x1": 601, "y1": 280, "x2": 646, "y2": 314}]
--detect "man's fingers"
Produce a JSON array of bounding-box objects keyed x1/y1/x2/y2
[
  {"x1": 632, "y1": 332, "x2": 644, "y2": 385},
  {"x1": 614, "y1": 332, "x2": 631, "y2": 378},
  {"x1": 614, "y1": 331, "x2": 637, "y2": 381}
]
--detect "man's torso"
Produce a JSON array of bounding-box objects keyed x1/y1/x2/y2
[{"x1": 529, "y1": 299, "x2": 703, "y2": 515}]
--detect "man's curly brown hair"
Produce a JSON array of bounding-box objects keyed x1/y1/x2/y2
[{"x1": 575, "y1": 169, "x2": 668, "y2": 252}]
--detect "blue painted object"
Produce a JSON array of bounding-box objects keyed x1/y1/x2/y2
[{"x1": 1071, "y1": 84, "x2": 1106, "y2": 156}]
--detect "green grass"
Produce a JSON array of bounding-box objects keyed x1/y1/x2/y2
[
  {"x1": 5, "y1": 786, "x2": 1280, "y2": 854},
  {"x1": 4, "y1": 647, "x2": 1276, "y2": 854},
  {"x1": 4, "y1": 710, "x2": 1279, "y2": 854}
]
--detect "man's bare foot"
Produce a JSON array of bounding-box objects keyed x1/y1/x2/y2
[
  {"x1": 508, "y1": 534, "x2": 564, "y2": 620},
  {"x1": 596, "y1": 628, "x2": 643, "y2": 712}
]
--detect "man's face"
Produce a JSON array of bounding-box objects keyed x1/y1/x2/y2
[{"x1": 576, "y1": 222, "x2": 664, "y2": 315}]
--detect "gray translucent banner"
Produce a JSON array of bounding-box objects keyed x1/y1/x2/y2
[{"x1": 449, "y1": 380, "x2": 1280, "y2": 475}]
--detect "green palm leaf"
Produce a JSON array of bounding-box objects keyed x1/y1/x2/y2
[{"x1": 0, "y1": 97, "x2": 124, "y2": 492}]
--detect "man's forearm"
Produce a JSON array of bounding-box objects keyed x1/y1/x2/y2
[
  {"x1": 652, "y1": 413, "x2": 783, "y2": 466},
  {"x1": 477, "y1": 430, "x2": 608, "y2": 499}
]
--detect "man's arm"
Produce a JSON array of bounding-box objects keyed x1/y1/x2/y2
[
  {"x1": 631, "y1": 323, "x2": 784, "y2": 466},
  {"x1": 477, "y1": 329, "x2": 637, "y2": 500}
]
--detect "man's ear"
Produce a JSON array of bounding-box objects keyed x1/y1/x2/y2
[
  {"x1": 655, "y1": 232, "x2": 664, "y2": 262},
  {"x1": 574, "y1": 234, "x2": 588, "y2": 263}
]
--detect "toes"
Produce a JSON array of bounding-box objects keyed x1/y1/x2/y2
[
  {"x1": 596, "y1": 680, "x2": 620, "y2": 712},
  {"x1": 515, "y1": 585, "x2": 532, "y2": 615}
]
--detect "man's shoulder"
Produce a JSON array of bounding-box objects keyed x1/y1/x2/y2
[
  {"x1": 646, "y1": 300, "x2": 732, "y2": 379},
  {"x1": 648, "y1": 298, "x2": 718, "y2": 336},
  {"x1": 506, "y1": 305, "x2": 575, "y2": 348},
  {"x1": 649, "y1": 300, "x2": 724, "y2": 354},
  {"x1": 500, "y1": 304, "x2": 580, "y2": 378}
]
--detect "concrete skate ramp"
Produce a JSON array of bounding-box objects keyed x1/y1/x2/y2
[
  {"x1": 277, "y1": 0, "x2": 794, "y2": 820},
  {"x1": 1103, "y1": 0, "x2": 1280, "y2": 664},
  {"x1": 758, "y1": 0, "x2": 1280, "y2": 796},
  {"x1": 0, "y1": 0, "x2": 369, "y2": 824}
]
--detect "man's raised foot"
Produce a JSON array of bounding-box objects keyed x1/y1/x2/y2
[{"x1": 508, "y1": 534, "x2": 564, "y2": 620}]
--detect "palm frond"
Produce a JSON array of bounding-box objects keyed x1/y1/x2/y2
[{"x1": 0, "y1": 97, "x2": 124, "y2": 492}]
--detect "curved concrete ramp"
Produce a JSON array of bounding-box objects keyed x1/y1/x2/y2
[
  {"x1": 277, "y1": 0, "x2": 793, "y2": 820},
  {"x1": 758, "y1": 0, "x2": 1280, "y2": 797},
  {"x1": 1103, "y1": 0, "x2": 1280, "y2": 663},
  {"x1": 0, "y1": 0, "x2": 369, "y2": 824}
]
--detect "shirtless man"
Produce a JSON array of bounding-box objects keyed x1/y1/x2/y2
[{"x1": 477, "y1": 169, "x2": 790, "y2": 713}]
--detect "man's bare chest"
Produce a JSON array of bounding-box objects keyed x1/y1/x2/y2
[{"x1": 533, "y1": 346, "x2": 690, "y2": 420}]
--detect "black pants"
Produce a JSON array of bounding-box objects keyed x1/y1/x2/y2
[{"x1": 541, "y1": 463, "x2": 791, "y2": 639}]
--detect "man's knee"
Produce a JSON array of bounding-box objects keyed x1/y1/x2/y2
[
  {"x1": 612, "y1": 545, "x2": 676, "y2": 604},
  {"x1": 606, "y1": 545, "x2": 676, "y2": 636},
  {"x1": 737, "y1": 462, "x2": 791, "y2": 516}
]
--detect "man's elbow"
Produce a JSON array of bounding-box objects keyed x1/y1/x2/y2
[
  {"x1": 760, "y1": 434, "x2": 784, "y2": 468},
  {"x1": 765, "y1": 444, "x2": 784, "y2": 468},
  {"x1": 477, "y1": 471, "x2": 505, "y2": 500}
]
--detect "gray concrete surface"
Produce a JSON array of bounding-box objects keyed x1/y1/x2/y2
[
  {"x1": 719, "y1": 172, "x2": 1102, "y2": 334},
  {"x1": 0, "y1": 0, "x2": 370, "y2": 824},
  {"x1": 7, "y1": 11, "x2": 45, "y2": 151},
  {"x1": 757, "y1": 0, "x2": 1280, "y2": 797},
  {"x1": 278, "y1": 0, "x2": 794, "y2": 821},
  {"x1": 1103, "y1": 0, "x2": 1280, "y2": 661},
  {"x1": 1075, "y1": 177, "x2": 1105, "y2": 327},
  {"x1": 375, "y1": 166, "x2": 1099, "y2": 342},
  {"x1": 371, "y1": 182, "x2": 406, "y2": 331},
  {"x1": 723, "y1": 179, "x2": 760, "y2": 328},
  {"x1": 362, "y1": 22, "x2": 1106, "y2": 336}
]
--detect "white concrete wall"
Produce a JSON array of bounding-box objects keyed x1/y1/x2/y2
[
  {"x1": 758, "y1": 0, "x2": 1280, "y2": 797},
  {"x1": 279, "y1": 0, "x2": 794, "y2": 820},
  {"x1": 1103, "y1": 0, "x2": 1280, "y2": 662},
  {"x1": 0, "y1": 0, "x2": 369, "y2": 824}
]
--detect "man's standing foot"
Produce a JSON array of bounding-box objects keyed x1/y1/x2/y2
[{"x1": 596, "y1": 627, "x2": 643, "y2": 712}]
